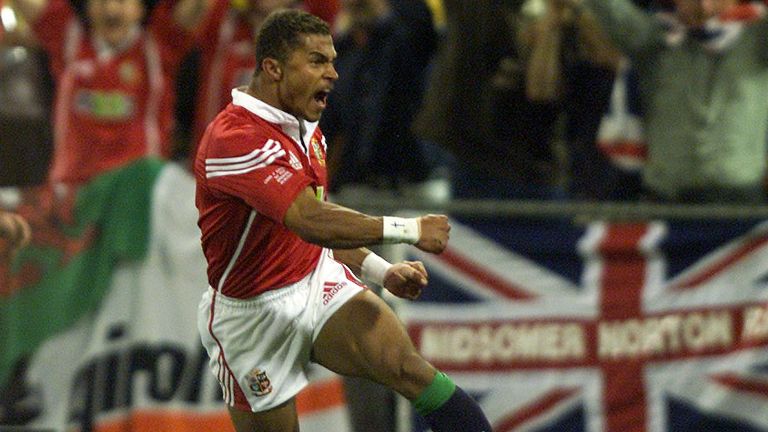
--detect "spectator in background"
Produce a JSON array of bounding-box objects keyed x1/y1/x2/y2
[
  {"x1": 2, "y1": 0, "x2": 210, "y2": 188},
  {"x1": 319, "y1": 0, "x2": 448, "y2": 202},
  {"x1": 520, "y1": 0, "x2": 639, "y2": 201},
  {"x1": 582, "y1": 0, "x2": 768, "y2": 204},
  {"x1": 413, "y1": 0, "x2": 565, "y2": 200}
]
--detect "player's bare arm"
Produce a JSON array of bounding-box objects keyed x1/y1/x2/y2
[
  {"x1": 331, "y1": 247, "x2": 373, "y2": 274},
  {"x1": 333, "y1": 248, "x2": 429, "y2": 300},
  {"x1": 284, "y1": 186, "x2": 450, "y2": 253}
]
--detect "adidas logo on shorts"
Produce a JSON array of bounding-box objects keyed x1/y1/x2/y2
[{"x1": 322, "y1": 281, "x2": 345, "y2": 305}]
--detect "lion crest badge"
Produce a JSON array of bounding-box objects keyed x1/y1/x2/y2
[
  {"x1": 246, "y1": 368, "x2": 273, "y2": 397},
  {"x1": 311, "y1": 137, "x2": 325, "y2": 166}
]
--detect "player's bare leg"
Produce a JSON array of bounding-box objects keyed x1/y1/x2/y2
[
  {"x1": 313, "y1": 289, "x2": 492, "y2": 431},
  {"x1": 226, "y1": 397, "x2": 299, "y2": 432},
  {"x1": 313, "y1": 289, "x2": 435, "y2": 397}
]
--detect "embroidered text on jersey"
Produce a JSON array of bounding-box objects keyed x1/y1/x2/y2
[{"x1": 205, "y1": 139, "x2": 286, "y2": 178}]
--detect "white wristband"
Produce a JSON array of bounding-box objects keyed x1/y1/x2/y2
[
  {"x1": 382, "y1": 216, "x2": 420, "y2": 244},
  {"x1": 361, "y1": 252, "x2": 393, "y2": 287}
]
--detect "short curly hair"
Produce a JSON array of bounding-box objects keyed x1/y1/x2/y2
[{"x1": 254, "y1": 9, "x2": 331, "y2": 73}]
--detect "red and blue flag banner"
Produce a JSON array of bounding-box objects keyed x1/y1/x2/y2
[{"x1": 401, "y1": 217, "x2": 768, "y2": 432}]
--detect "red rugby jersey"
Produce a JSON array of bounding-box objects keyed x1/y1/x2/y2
[
  {"x1": 32, "y1": 0, "x2": 192, "y2": 184},
  {"x1": 194, "y1": 89, "x2": 328, "y2": 298}
]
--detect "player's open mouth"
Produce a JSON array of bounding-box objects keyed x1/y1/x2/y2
[{"x1": 313, "y1": 90, "x2": 329, "y2": 108}]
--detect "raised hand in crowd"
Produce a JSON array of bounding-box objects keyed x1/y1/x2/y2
[
  {"x1": 582, "y1": 0, "x2": 768, "y2": 203},
  {"x1": 0, "y1": 210, "x2": 31, "y2": 259}
]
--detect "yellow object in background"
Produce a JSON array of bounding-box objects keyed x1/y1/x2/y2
[
  {"x1": 230, "y1": 0, "x2": 249, "y2": 13},
  {"x1": 424, "y1": 0, "x2": 445, "y2": 30}
]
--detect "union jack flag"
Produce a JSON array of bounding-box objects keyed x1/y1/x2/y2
[{"x1": 399, "y1": 217, "x2": 768, "y2": 432}]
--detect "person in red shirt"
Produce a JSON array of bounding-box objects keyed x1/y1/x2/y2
[
  {"x1": 194, "y1": 9, "x2": 492, "y2": 432},
  {"x1": 5, "y1": 0, "x2": 210, "y2": 186}
]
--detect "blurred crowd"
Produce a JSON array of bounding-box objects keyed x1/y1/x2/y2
[{"x1": 2, "y1": 0, "x2": 768, "y2": 205}]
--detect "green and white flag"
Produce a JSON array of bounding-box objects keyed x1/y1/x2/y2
[
  {"x1": 1, "y1": 158, "x2": 165, "y2": 392},
  {"x1": 1, "y1": 161, "x2": 350, "y2": 432}
]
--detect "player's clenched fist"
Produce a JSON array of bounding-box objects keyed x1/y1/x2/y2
[
  {"x1": 383, "y1": 260, "x2": 429, "y2": 300},
  {"x1": 415, "y1": 214, "x2": 450, "y2": 254}
]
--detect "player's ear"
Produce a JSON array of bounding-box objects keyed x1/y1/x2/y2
[{"x1": 263, "y1": 58, "x2": 283, "y2": 81}]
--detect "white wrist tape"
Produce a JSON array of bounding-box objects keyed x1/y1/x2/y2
[
  {"x1": 382, "y1": 216, "x2": 420, "y2": 244},
  {"x1": 360, "y1": 252, "x2": 393, "y2": 287}
]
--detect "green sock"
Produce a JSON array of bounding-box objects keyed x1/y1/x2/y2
[{"x1": 412, "y1": 371, "x2": 457, "y2": 416}]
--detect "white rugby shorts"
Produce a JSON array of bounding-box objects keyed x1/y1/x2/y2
[{"x1": 197, "y1": 249, "x2": 365, "y2": 412}]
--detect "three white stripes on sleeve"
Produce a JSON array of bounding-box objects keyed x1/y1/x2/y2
[{"x1": 205, "y1": 139, "x2": 286, "y2": 178}]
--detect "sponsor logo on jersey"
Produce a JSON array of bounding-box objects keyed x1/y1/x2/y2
[
  {"x1": 322, "y1": 281, "x2": 345, "y2": 305},
  {"x1": 288, "y1": 151, "x2": 303, "y2": 170},
  {"x1": 246, "y1": 368, "x2": 273, "y2": 397},
  {"x1": 74, "y1": 90, "x2": 136, "y2": 120},
  {"x1": 311, "y1": 138, "x2": 325, "y2": 166}
]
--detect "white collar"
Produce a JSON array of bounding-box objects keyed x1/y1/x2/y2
[{"x1": 231, "y1": 87, "x2": 318, "y2": 152}]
